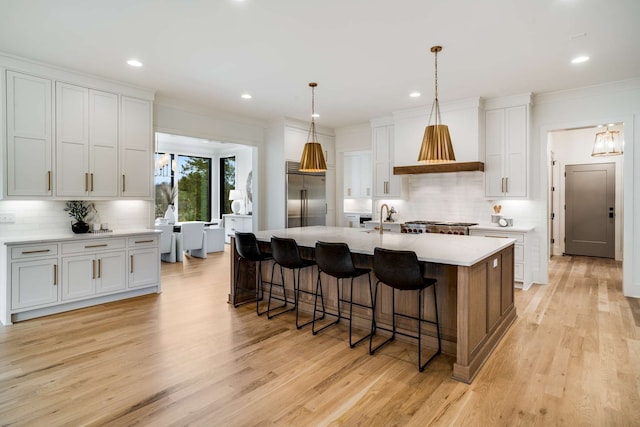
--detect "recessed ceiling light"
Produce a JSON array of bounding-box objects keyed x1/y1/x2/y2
[
  {"x1": 409, "y1": 92, "x2": 421, "y2": 98},
  {"x1": 608, "y1": 123, "x2": 616, "y2": 127},
  {"x1": 312, "y1": 113, "x2": 320, "y2": 118},
  {"x1": 241, "y1": 93, "x2": 252, "y2": 99},
  {"x1": 571, "y1": 56, "x2": 589, "y2": 64},
  {"x1": 127, "y1": 59, "x2": 143, "y2": 67}
]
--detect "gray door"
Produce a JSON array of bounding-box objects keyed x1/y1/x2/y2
[{"x1": 565, "y1": 163, "x2": 615, "y2": 258}]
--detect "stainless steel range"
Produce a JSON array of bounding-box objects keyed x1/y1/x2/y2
[{"x1": 401, "y1": 221, "x2": 478, "y2": 235}]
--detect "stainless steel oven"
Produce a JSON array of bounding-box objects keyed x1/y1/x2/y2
[{"x1": 401, "y1": 221, "x2": 477, "y2": 235}]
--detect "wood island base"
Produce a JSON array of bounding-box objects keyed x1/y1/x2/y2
[{"x1": 229, "y1": 231, "x2": 516, "y2": 384}]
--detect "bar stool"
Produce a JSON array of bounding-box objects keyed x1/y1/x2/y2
[
  {"x1": 233, "y1": 232, "x2": 272, "y2": 316},
  {"x1": 313, "y1": 241, "x2": 374, "y2": 348},
  {"x1": 369, "y1": 247, "x2": 441, "y2": 372},
  {"x1": 269, "y1": 236, "x2": 320, "y2": 327}
]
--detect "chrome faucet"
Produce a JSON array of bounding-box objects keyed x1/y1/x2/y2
[{"x1": 379, "y1": 203, "x2": 389, "y2": 234}]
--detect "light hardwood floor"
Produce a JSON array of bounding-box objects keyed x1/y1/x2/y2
[{"x1": 0, "y1": 248, "x2": 638, "y2": 426}]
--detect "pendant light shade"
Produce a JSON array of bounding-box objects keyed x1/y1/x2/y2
[
  {"x1": 299, "y1": 82, "x2": 327, "y2": 172},
  {"x1": 418, "y1": 46, "x2": 455, "y2": 163},
  {"x1": 591, "y1": 127, "x2": 624, "y2": 156}
]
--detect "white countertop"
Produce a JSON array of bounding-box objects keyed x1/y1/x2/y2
[
  {"x1": 254, "y1": 226, "x2": 515, "y2": 267},
  {"x1": 2, "y1": 229, "x2": 161, "y2": 246},
  {"x1": 470, "y1": 224, "x2": 535, "y2": 233}
]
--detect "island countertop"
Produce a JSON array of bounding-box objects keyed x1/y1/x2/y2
[{"x1": 254, "y1": 226, "x2": 515, "y2": 267}]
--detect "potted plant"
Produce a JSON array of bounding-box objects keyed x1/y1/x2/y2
[{"x1": 64, "y1": 201, "x2": 96, "y2": 233}]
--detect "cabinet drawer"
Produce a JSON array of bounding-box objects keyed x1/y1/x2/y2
[
  {"x1": 11, "y1": 244, "x2": 58, "y2": 260},
  {"x1": 62, "y1": 239, "x2": 126, "y2": 254},
  {"x1": 514, "y1": 244, "x2": 524, "y2": 262},
  {"x1": 514, "y1": 263, "x2": 524, "y2": 281},
  {"x1": 473, "y1": 231, "x2": 524, "y2": 243},
  {"x1": 127, "y1": 235, "x2": 159, "y2": 247}
]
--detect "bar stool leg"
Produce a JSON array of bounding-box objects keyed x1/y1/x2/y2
[
  {"x1": 311, "y1": 271, "x2": 338, "y2": 335},
  {"x1": 267, "y1": 263, "x2": 294, "y2": 319},
  {"x1": 347, "y1": 274, "x2": 374, "y2": 348},
  {"x1": 369, "y1": 282, "x2": 396, "y2": 355}
]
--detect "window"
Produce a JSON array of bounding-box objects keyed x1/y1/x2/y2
[
  {"x1": 220, "y1": 156, "x2": 236, "y2": 215},
  {"x1": 154, "y1": 152, "x2": 211, "y2": 222},
  {"x1": 177, "y1": 155, "x2": 211, "y2": 222}
]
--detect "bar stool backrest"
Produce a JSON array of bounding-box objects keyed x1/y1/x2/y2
[
  {"x1": 315, "y1": 241, "x2": 357, "y2": 278},
  {"x1": 373, "y1": 247, "x2": 424, "y2": 291},
  {"x1": 271, "y1": 236, "x2": 305, "y2": 269},
  {"x1": 235, "y1": 232, "x2": 263, "y2": 261}
]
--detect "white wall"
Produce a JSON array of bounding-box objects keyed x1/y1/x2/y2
[
  {"x1": 549, "y1": 125, "x2": 624, "y2": 260},
  {"x1": 532, "y1": 78, "x2": 640, "y2": 297},
  {"x1": 393, "y1": 97, "x2": 484, "y2": 166},
  {"x1": 153, "y1": 96, "x2": 266, "y2": 231}
]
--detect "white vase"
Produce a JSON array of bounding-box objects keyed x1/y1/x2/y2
[{"x1": 164, "y1": 205, "x2": 176, "y2": 224}]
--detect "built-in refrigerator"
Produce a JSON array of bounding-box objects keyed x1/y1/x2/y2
[{"x1": 286, "y1": 161, "x2": 326, "y2": 228}]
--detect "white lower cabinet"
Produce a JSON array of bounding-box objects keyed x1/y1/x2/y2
[
  {"x1": 11, "y1": 258, "x2": 59, "y2": 309},
  {"x1": 128, "y1": 247, "x2": 159, "y2": 288},
  {"x1": 62, "y1": 251, "x2": 126, "y2": 301},
  {"x1": 469, "y1": 226, "x2": 533, "y2": 290},
  {"x1": 2, "y1": 232, "x2": 160, "y2": 325},
  {"x1": 223, "y1": 214, "x2": 253, "y2": 243}
]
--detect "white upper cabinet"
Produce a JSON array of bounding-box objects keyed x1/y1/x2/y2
[
  {"x1": 6, "y1": 71, "x2": 53, "y2": 197},
  {"x1": 2, "y1": 58, "x2": 154, "y2": 201},
  {"x1": 89, "y1": 90, "x2": 119, "y2": 196},
  {"x1": 119, "y1": 96, "x2": 152, "y2": 198},
  {"x1": 56, "y1": 84, "x2": 119, "y2": 197},
  {"x1": 485, "y1": 104, "x2": 529, "y2": 198},
  {"x1": 372, "y1": 125, "x2": 402, "y2": 198},
  {"x1": 343, "y1": 150, "x2": 371, "y2": 198}
]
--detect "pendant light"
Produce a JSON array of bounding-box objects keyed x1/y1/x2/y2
[
  {"x1": 299, "y1": 82, "x2": 327, "y2": 172},
  {"x1": 591, "y1": 126, "x2": 624, "y2": 156},
  {"x1": 418, "y1": 46, "x2": 455, "y2": 163}
]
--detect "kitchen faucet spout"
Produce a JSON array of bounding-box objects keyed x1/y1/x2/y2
[{"x1": 379, "y1": 203, "x2": 389, "y2": 234}]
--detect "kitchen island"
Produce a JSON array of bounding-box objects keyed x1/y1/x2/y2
[{"x1": 229, "y1": 226, "x2": 516, "y2": 383}]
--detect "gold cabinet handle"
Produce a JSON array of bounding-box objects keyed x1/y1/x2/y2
[
  {"x1": 22, "y1": 249, "x2": 51, "y2": 254},
  {"x1": 85, "y1": 172, "x2": 89, "y2": 192},
  {"x1": 53, "y1": 264, "x2": 57, "y2": 286},
  {"x1": 135, "y1": 240, "x2": 154, "y2": 244},
  {"x1": 47, "y1": 171, "x2": 52, "y2": 191},
  {"x1": 130, "y1": 255, "x2": 134, "y2": 273},
  {"x1": 98, "y1": 259, "x2": 102, "y2": 278},
  {"x1": 85, "y1": 244, "x2": 108, "y2": 248},
  {"x1": 92, "y1": 259, "x2": 96, "y2": 279},
  {"x1": 122, "y1": 174, "x2": 126, "y2": 192},
  {"x1": 90, "y1": 173, "x2": 94, "y2": 192},
  {"x1": 505, "y1": 177, "x2": 509, "y2": 193}
]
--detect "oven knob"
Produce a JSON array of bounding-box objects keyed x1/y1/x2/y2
[
  {"x1": 439, "y1": 230, "x2": 445, "y2": 234},
  {"x1": 447, "y1": 231, "x2": 453, "y2": 234}
]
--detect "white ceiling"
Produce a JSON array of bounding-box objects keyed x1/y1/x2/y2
[{"x1": 1, "y1": 0, "x2": 639, "y2": 129}]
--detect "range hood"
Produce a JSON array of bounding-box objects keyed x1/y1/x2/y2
[{"x1": 393, "y1": 161, "x2": 484, "y2": 175}]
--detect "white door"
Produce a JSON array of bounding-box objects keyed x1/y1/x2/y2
[
  {"x1": 120, "y1": 96, "x2": 152, "y2": 198},
  {"x1": 90, "y1": 90, "x2": 119, "y2": 197},
  {"x1": 11, "y1": 258, "x2": 58, "y2": 309},
  {"x1": 56, "y1": 82, "x2": 89, "y2": 197},
  {"x1": 128, "y1": 248, "x2": 159, "y2": 288},
  {"x1": 6, "y1": 71, "x2": 53, "y2": 196},
  {"x1": 62, "y1": 255, "x2": 96, "y2": 300},
  {"x1": 96, "y1": 252, "x2": 126, "y2": 293}
]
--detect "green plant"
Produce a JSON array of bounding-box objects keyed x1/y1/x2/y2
[{"x1": 64, "y1": 201, "x2": 96, "y2": 223}]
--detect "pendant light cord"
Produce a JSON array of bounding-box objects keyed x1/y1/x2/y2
[
  {"x1": 307, "y1": 83, "x2": 317, "y2": 143},
  {"x1": 427, "y1": 46, "x2": 442, "y2": 127}
]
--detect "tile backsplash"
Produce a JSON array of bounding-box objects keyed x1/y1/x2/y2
[
  {"x1": 0, "y1": 200, "x2": 153, "y2": 237},
  {"x1": 374, "y1": 172, "x2": 538, "y2": 226}
]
